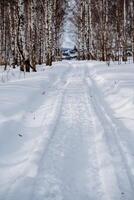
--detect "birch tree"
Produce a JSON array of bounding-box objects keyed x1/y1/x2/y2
[
  {"x1": 73, "y1": 0, "x2": 134, "y2": 63},
  {"x1": 0, "y1": 0, "x2": 67, "y2": 69}
]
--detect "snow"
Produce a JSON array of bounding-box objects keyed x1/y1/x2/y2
[{"x1": 0, "y1": 60, "x2": 134, "y2": 199}]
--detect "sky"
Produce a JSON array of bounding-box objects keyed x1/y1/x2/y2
[
  {"x1": 62, "y1": 23, "x2": 75, "y2": 48},
  {"x1": 62, "y1": 0, "x2": 76, "y2": 48}
]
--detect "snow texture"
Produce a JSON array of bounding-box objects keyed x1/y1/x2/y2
[{"x1": 0, "y1": 61, "x2": 134, "y2": 200}]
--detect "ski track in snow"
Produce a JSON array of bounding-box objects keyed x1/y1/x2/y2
[{"x1": 0, "y1": 61, "x2": 134, "y2": 200}]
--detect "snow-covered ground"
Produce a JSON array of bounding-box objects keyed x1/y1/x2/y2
[{"x1": 0, "y1": 60, "x2": 134, "y2": 200}]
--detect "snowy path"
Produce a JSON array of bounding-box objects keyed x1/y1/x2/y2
[
  {"x1": 0, "y1": 62, "x2": 134, "y2": 200},
  {"x1": 31, "y1": 66, "x2": 103, "y2": 200}
]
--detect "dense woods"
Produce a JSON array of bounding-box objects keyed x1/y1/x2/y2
[
  {"x1": 0, "y1": 0, "x2": 134, "y2": 70},
  {"x1": 0, "y1": 0, "x2": 67, "y2": 70},
  {"x1": 73, "y1": 0, "x2": 134, "y2": 62}
]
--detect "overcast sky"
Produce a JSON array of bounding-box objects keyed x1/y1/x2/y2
[{"x1": 62, "y1": 0, "x2": 76, "y2": 48}]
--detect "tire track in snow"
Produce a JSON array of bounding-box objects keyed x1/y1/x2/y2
[
  {"x1": 85, "y1": 70, "x2": 134, "y2": 200},
  {"x1": 30, "y1": 86, "x2": 69, "y2": 200},
  {"x1": 4, "y1": 66, "x2": 72, "y2": 200},
  {"x1": 59, "y1": 67, "x2": 102, "y2": 200},
  {"x1": 31, "y1": 65, "x2": 105, "y2": 200}
]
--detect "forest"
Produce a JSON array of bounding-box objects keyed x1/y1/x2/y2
[
  {"x1": 74, "y1": 0, "x2": 134, "y2": 62},
  {"x1": 0, "y1": 0, "x2": 67, "y2": 71},
  {"x1": 0, "y1": 0, "x2": 134, "y2": 71}
]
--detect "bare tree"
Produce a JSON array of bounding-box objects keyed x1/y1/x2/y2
[
  {"x1": 73, "y1": 0, "x2": 134, "y2": 63},
  {"x1": 0, "y1": 0, "x2": 67, "y2": 69}
]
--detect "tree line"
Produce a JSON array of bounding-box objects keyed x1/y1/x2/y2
[
  {"x1": 73, "y1": 0, "x2": 134, "y2": 63},
  {"x1": 0, "y1": 0, "x2": 67, "y2": 71}
]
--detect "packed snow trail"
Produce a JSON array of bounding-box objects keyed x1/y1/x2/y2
[
  {"x1": 0, "y1": 61, "x2": 134, "y2": 200},
  {"x1": 31, "y1": 66, "x2": 103, "y2": 200}
]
